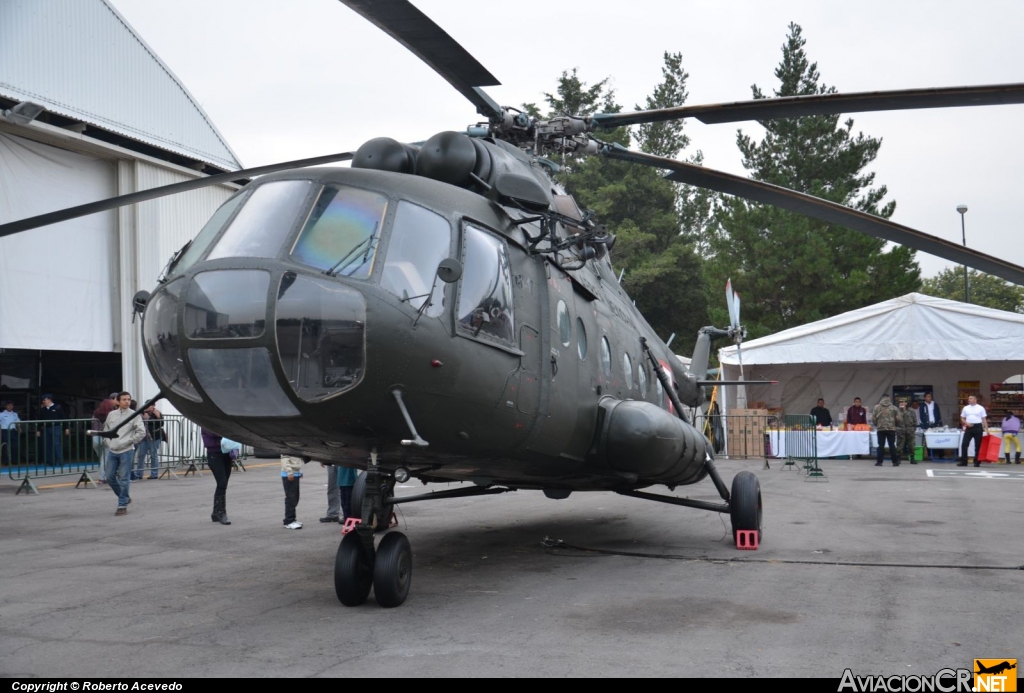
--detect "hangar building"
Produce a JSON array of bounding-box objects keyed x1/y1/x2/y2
[{"x1": 0, "y1": 0, "x2": 241, "y2": 420}]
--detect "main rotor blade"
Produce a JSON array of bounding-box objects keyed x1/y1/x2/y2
[
  {"x1": 339, "y1": 0, "x2": 502, "y2": 119},
  {"x1": 593, "y1": 83, "x2": 1024, "y2": 129},
  {"x1": 0, "y1": 152, "x2": 354, "y2": 238},
  {"x1": 602, "y1": 144, "x2": 1024, "y2": 286}
]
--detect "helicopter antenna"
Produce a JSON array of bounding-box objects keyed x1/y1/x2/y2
[
  {"x1": 665, "y1": 333, "x2": 676, "y2": 348},
  {"x1": 617, "y1": 268, "x2": 624, "y2": 283}
]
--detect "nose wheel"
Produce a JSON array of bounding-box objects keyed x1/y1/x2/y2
[{"x1": 334, "y1": 530, "x2": 413, "y2": 607}]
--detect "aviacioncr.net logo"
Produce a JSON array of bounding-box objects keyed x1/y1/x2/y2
[{"x1": 838, "y1": 668, "x2": 973, "y2": 692}]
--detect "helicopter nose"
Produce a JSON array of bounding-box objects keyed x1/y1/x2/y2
[{"x1": 142, "y1": 269, "x2": 366, "y2": 415}]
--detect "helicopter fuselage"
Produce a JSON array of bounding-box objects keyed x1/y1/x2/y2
[{"x1": 143, "y1": 144, "x2": 710, "y2": 491}]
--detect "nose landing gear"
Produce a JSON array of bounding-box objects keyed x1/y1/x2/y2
[{"x1": 333, "y1": 466, "x2": 411, "y2": 607}]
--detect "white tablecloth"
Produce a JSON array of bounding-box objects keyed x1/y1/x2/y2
[
  {"x1": 768, "y1": 430, "x2": 871, "y2": 458},
  {"x1": 767, "y1": 429, "x2": 1002, "y2": 459}
]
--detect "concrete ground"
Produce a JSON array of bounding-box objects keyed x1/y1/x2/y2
[{"x1": 1, "y1": 456, "x2": 1021, "y2": 678}]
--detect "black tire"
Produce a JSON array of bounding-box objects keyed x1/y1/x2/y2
[
  {"x1": 710, "y1": 402, "x2": 725, "y2": 454},
  {"x1": 373, "y1": 531, "x2": 412, "y2": 608},
  {"x1": 351, "y1": 471, "x2": 395, "y2": 532},
  {"x1": 334, "y1": 533, "x2": 373, "y2": 606},
  {"x1": 729, "y1": 470, "x2": 763, "y2": 542}
]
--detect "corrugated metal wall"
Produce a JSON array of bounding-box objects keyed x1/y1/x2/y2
[{"x1": 0, "y1": 0, "x2": 240, "y2": 171}]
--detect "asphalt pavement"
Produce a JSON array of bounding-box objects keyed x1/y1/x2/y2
[{"x1": 1, "y1": 456, "x2": 1021, "y2": 678}]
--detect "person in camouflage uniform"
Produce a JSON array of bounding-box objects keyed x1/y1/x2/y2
[
  {"x1": 896, "y1": 400, "x2": 919, "y2": 464},
  {"x1": 872, "y1": 395, "x2": 900, "y2": 466}
]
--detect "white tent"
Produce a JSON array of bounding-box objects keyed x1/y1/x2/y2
[{"x1": 717, "y1": 293, "x2": 1024, "y2": 424}]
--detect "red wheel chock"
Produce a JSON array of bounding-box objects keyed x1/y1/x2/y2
[
  {"x1": 735, "y1": 530, "x2": 759, "y2": 550},
  {"x1": 341, "y1": 518, "x2": 361, "y2": 535}
]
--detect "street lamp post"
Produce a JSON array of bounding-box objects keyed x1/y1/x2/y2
[{"x1": 956, "y1": 204, "x2": 969, "y2": 304}]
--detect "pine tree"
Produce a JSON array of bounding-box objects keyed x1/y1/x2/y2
[{"x1": 707, "y1": 23, "x2": 920, "y2": 338}]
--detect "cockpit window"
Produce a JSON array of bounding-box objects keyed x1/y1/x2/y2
[
  {"x1": 189, "y1": 347, "x2": 300, "y2": 417},
  {"x1": 184, "y1": 270, "x2": 269, "y2": 339},
  {"x1": 207, "y1": 180, "x2": 312, "y2": 261},
  {"x1": 457, "y1": 226, "x2": 515, "y2": 344},
  {"x1": 174, "y1": 191, "x2": 248, "y2": 273},
  {"x1": 276, "y1": 273, "x2": 367, "y2": 402},
  {"x1": 381, "y1": 201, "x2": 451, "y2": 317},
  {"x1": 290, "y1": 185, "x2": 388, "y2": 278}
]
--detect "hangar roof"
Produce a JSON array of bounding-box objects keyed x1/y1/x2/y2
[{"x1": 0, "y1": 0, "x2": 241, "y2": 171}]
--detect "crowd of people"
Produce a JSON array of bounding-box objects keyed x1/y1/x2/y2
[
  {"x1": 1, "y1": 393, "x2": 364, "y2": 525},
  {"x1": 810, "y1": 392, "x2": 1022, "y2": 468}
]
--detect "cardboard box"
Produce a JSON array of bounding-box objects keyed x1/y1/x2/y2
[{"x1": 727, "y1": 409, "x2": 768, "y2": 456}]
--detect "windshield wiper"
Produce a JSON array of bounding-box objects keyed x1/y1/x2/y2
[
  {"x1": 323, "y1": 222, "x2": 379, "y2": 277},
  {"x1": 158, "y1": 240, "x2": 192, "y2": 283}
]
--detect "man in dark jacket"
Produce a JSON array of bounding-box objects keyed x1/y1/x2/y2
[
  {"x1": 810, "y1": 399, "x2": 833, "y2": 427},
  {"x1": 38, "y1": 395, "x2": 69, "y2": 465},
  {"x1": 919, "y1": 392, "x2": 942, "y2": 429}
]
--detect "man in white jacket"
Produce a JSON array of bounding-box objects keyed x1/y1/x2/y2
[{"x1": 104, "y1": 392, "x2": 146, "y2": 515}]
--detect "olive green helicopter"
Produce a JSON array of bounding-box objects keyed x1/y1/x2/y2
[{"x1": 4, "y1": 0, "x2": 1024, "y2": 608}]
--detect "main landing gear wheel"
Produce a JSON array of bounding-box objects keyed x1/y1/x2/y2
[
  {"x1": 334, "y1": 533, "x2": 373, "y2": 606},
  {"x1": 730, "y1": 470, "x2": 763, "y2": 542},
  {"x1": 373, "y1": 531, "x2": 412, "y2": 608},
  {"x1": 351, "y1": 471, "x2": 395, "y2": 532}
]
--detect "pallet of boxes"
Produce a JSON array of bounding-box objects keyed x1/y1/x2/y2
[{"x1": 726, "y1": 406, "x2": 768, "y2": 458}]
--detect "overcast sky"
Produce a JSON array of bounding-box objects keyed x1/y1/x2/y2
[{"x1": 110, "y1": 0, "x2": 1024, "y2": 281}]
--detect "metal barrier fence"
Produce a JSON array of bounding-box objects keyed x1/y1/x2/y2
[
  {"x1": 3, "y1": 418, "x2": 100, "y2": 493},
  {"x1": 783, "y1": 415, "x2": 822, "y2": 477},
  {"x1": 695, "y1": 411, "x2": 820, "y2": 475},
  {"x1": 3, "y1": 414, "x2": 243, "y2": 495}
]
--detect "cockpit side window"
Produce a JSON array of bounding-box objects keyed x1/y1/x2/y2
[
  {"x1": 457, "y1": 225, "x2": 515, "y2": 344},
  {"x1": 207, "y1": 180, "x2": 312, "y2": 261},
  {"x1": 289, "y1": 185, "x2": 389, "y2": 278},
  {"x1": 381, "y1": 201, "x2": 451, "y2": 317}
]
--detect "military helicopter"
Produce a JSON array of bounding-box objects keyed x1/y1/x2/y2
[{"x1": 4, "y1": 0, "x2": 1024, "y2": 609}]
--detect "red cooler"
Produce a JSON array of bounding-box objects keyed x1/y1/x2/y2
[{"x1": 977, "y1": 434, "x2": 1002, "y2": 463}]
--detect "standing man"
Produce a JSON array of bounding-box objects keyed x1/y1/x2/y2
[
  {"x1": 38, "y1": 395, "x2": 69, "y2": 465},
  {"x1": 103, "y1": 392, "x2": 146, "y2": 515},
  {"x1": 919, "y1": 392, "x2": 942, "y2": 429},
  {"x1": 0, "y1": 401, "x2": 21, "y2": 465},
  {"x1": 897, "y1": 400, "x2": 918, "y2": 464},
  {"x1": 135, "y1": 404, "x2": 164, "y2": 480},
  {"x1": 958, "y1": 395, "x2": 989, "y2": 468},
  {"x1": 319, "y1": 461, "x2": 341, "y2": 523},
  {"x1": 872, "y1": 395, "x2": 900, "y2": 467},
  {"x1": 845, "y1": 397, "x2": 868, "y2": 427},
  {"x1": 810, "y1": 398, "x2": 833, "y2": 427}
]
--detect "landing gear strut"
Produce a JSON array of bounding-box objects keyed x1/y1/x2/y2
[{"x1": 333, "y1": 462, "x2": 410, "y2": 607}]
